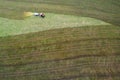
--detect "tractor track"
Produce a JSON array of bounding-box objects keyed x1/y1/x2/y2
[
  {"x1": 0, "y1": 52, "x2": 119, "y2": 67},
  {"x1": 1, "y1": 44, "x2": 120, "y2": 60},
  {"x1": 0, "y1": 44, "x2": 119, "y2": 60},
  {"x1": 0, "y1": 39, "x2": 120, "y2": 58},
  {"x1": 1, "y1": 60, "x2": 119, "y2": 73},
  {"x1": 51, "y1": 73, "x2": 120, "y2": 80},
  {"x1": 0, "y1": 37, "x2": 119, "y2": 50},
  {"x1": 0, "y1": 62, "x2": 120, "y2": 77}
]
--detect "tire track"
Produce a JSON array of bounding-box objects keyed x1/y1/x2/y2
[
  {"x1": 52, "y1": 73, "x2": 120, "y2": 80},
  {"x1": 0, "y1": 37, "x2": 119, "y2": 51},
  {"x1": 1, "y1": 45, "x2": 119, "y2": 60},
  {"x1": 0, "y1": 38, "x2": 119, "y2": 59},
  {"x1": 0, "y1": 53, "x2": 119, "y2": 67},
  {"x1": 0, "y1": 62, "x2": 119, "y2": 77},
  {"x1": 1, "y1": 56, "x2": 119, "y2": 73}
]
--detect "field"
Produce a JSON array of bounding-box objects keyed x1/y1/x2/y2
[
  {"x1": 0, "y1": 13, "x2": 110, "y2": 37},
  {"x1": 0, "y1": 0, "x2": 120, "y2": 80}
]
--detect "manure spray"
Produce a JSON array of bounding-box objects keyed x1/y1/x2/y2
[
  {"x1": 23, "y1": 12, "x2": 45, "y2": 18},
  {"x1": 23, "y1": 12, "x2": 33, "y2": 17}
]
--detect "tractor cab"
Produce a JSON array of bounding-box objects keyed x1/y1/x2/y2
[{"x1": 40, "y1": 13, "x2": 45, "y2": 18}]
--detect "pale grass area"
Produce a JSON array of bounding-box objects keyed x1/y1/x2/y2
[{"x1": 0, "y1": 13, "x2": 110, "y2": 37}]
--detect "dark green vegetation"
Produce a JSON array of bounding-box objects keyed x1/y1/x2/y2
[{"x1": 0, "y1": 0, "x2": 120, "y2": 80}]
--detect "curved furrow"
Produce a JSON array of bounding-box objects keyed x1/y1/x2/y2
[
  {"x1": 0, "y1": 53, "x2": 119, "y2": 67},
  {"x1": 0, "y1": 62, "x2": 120, "y2": 77},
  {"x1": 1, "y1": 44, "x2": 120, "y2": 61},
  {"x1": 52, "y1": 73, "x2": 120, "y2": 80},
  {"x1": 1, "y1": 56, "x2": 119, "y2": 73},
  {"x1": 0, "y1": 37, "x2": 119, "y2": 50},
  {"x1": 0, "y1": 38, "x2": 119, "y2": 59},
  {"x1": 1, "y1": 61, "x2": 119, "y2": 73}
]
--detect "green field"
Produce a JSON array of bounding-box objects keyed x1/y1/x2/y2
[
  {"x1": 0, "y1": 13, "x2": 110, "y2": 37},
  {"x1": 0, "y1": 0, "x2": 120, "y2": 80}
]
